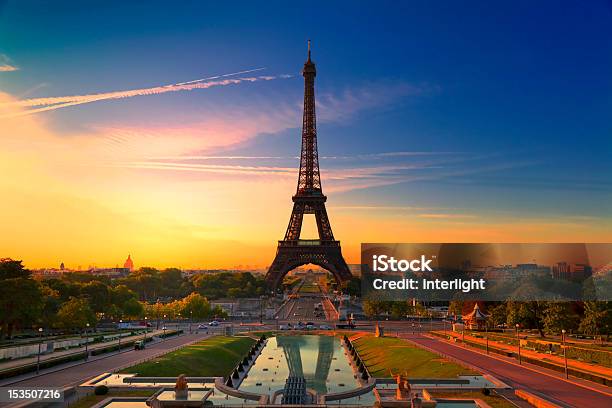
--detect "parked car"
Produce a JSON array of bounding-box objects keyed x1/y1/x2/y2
[
  {"x1": 319, "y1": 324, "x2": 332, "y2": 330},
  {"x1": 306, "y1": 324, "x2": 315, "y2": 330},
  {"x1": 197, "y1": 324, "x2": 208, "y2": 330},
  {"x1": 208, "y1": 320, "x2": 220, "y2": 326}
]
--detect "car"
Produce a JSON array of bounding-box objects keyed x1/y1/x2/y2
[
  {"x1": 319, "y1": 324, "x2": 332, "y2": 330},
  {"x1": 208, "y1": 321, "x2": 220, "y2": 326},
  {"x1": 306, "y1": 324, "x2": 315, "y2": 330},
  {"x1": 134, "y1": 340, "x2": 145, "y2": 350},
  {"x1": 279, "y1": 325, "x2": 289, "y2": 330},
  {"x1": 197, "y1": 324, "x2": 208, "y2": 329}
]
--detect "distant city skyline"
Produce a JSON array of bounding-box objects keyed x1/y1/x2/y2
[{"x1": 1, "y1": 1, "x2": 611, "y2": 268}]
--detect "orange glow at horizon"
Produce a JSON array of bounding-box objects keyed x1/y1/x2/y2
[{"x1": 1, "y1": 91, "x2": 611, "y2": 271}]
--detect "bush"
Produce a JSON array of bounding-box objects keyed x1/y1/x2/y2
[
  {"x1": 481, "y1": 388, "x2": 490, "y2": 396},
  {"x1": 94, "y1": 385, "x2": 109, "y2": 395}
]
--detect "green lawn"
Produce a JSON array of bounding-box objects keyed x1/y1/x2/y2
[
  {"x1": 70, "y1": 390, "x2": 155, "y2": 408},
  {"x1": 429, "y1": 391, "x2": 515, "y2": 408},
  {"x1": 120, "y1": 335, "x2": 256, "y2": 377},
  {"x1": 354, "y1": 335, "x2": 477, "y2": 378}
]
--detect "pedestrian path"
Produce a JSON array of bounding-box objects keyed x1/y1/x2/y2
[{"x1": 0, "y1": 329, "x2": 168, "y2": 373}]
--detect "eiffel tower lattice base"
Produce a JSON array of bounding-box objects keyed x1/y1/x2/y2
[{"x1": 266, "y1": 240, "x2": 352, "y2": 290}]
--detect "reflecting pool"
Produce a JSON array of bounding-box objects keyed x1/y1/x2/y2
[{"x1": 239, "y1": 335, "x2": 369, "y2": 399}]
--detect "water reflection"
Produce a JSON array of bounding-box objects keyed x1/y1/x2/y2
[{"x1": 239, "y1": 335, "x2": 357, "y2": 395}]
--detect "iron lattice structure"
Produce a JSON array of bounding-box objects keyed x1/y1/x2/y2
[{"x1": 265, "y1": 42, "x2": 352, "y2": 291}]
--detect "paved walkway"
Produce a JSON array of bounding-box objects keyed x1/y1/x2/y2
[
  {"x1": 0, "y1": 332, "x2": 211, "y2": 389},
  {"x1": 0, "y1": 329, "x2": 171, "y2": 373},
  {"x1": 401, "y1": 333, "x2": 612, "y2": 408},
  {"x1": 438, "y1": 330, "x2": 612, "y2": 380}
]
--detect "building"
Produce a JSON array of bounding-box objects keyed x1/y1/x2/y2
[
  {"x1": 124, "y1": 254, "x2": 134, "y2": 272},
  {"x1": 552, "y1": 262, "x2": 570, "y2": 280},
  {"x1": 552, "y1": 262, "x2": 592, "y2": 281},
  {"x1": 90, "y1": 267, "x2": 130, "y2": 279}
]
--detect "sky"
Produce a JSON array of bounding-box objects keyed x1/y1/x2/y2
[{"x1": 1, "y1": 0, "x2": 611, "y2": 270}]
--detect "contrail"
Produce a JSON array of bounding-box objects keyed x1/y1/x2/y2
[
  {"x1": 1, "y1": 68, "x2": 290, "y2": 118},
  {"x1": 175, "y1": 67, "x2": 266, "y2": 85}
]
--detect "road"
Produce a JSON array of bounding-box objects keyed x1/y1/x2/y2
[
  {"x1": 404, "y1": 333, "x2": 612, "y2": 408},
  {"x1": 0, "y1": 329, "x2": 172, "y2": 373},
  {"x1": 0, "y1": 332, "x2": 210, "y2": 389}
]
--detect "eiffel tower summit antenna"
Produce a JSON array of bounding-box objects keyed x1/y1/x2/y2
[{"x1": 265, "y1": 41, "x2": 352, "y2": 291}]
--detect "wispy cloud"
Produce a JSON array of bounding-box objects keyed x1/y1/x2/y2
[
  {"x1": 0, "y1": 54, "x2": 18, "y2": 72},
  {"x1": 418, "y1": 213, "x2": 477, "y2": 219},
  {"x1": 0, "y1": 68, "x2": 291, "y2": 118}
]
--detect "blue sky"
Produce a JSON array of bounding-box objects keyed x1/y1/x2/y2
[{"x1": 1, "y1": 1, "x2": 611, "y2": 267}]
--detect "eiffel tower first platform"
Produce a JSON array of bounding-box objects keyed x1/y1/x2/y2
[{"x1": 265, "y1": 42, "x2": 352, "y2": 291}]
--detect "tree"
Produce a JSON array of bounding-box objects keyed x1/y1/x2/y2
[
  {"x1": 543, "y1": 302, "x2": 579, "y2": 335},
  {"x1": 160, "y1": 268, "x2": 185, "y2": 298},
  {"x1": 344, "y1": 277, "x2": 361, "y2": 297},
  {"x1": 0, "y1": 259, "x2": 43, "y2": 339},
  {"x1": 122, "y1": 298, "x2": 144, "y2": 318},
  {"x1": 180, "y1": 292, "x2": 211, "y2": 319},
  {"x1": 127, "y1": 268, "x2": 161, "y2": 300},
  {"x1": 81, "y1": 281, "x2": 111, "y2": 313},
  {"x1": 448, "y1": 300, "x2": 464, "y2": 318},
  {"x1": 56, "y1": 297, "x2": 96, "y2": 330},
  {"x1": 487, "y1": 302, "x2": 507, "y2": 328},
  {"x1": 506, "y1": 301, "x2": 547, "y2": 336},
  {"x1": 363, "y1": 300, "x2": 385, "y2": 318},
  {"x1": 579, "y1": 301, "x2": 611, "y2": 339}
]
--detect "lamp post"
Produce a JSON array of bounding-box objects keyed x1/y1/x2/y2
[
  {"x1": 143, "y1": 316, "x2": 148, "y2": 343},
  {"x1": 163, "y1": 314, "x2": 167, "y2": 334},
  {"x1": 515, "y1": 323, "x2": 521, "y2": 365},
  {"x1": 190, "y1": 311, "x2": 193, "y2": 334},
  {"x1": 162, "y1": 326, "x2": 167, "y2": 341},
  {"x1": 562, "y1": 329, "x2": 568, "y2": 379},
  {"x1": 485, "y1": 321, "x2": 489, "y2": 355},
  {"x1": 85, "y1": 323, "x2": 90, "y2": 361},
  {"x1": 118, "y1": 319, "x2": 123, "y2": 352},
  {"x1": 36, "y1": 327, "x2": 43, "y2": 374}
]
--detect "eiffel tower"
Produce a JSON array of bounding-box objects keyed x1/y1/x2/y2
[{"x1": 265, "y1": 41, "x2": 352, "y2": 291}]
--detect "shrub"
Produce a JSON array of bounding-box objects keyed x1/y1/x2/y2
[
  {"x1": 481, "y1": 388, "x2": 490, "y2": 396},
  {"x1": 94, "y1": 385, "x2": 109, "y2": 395}
]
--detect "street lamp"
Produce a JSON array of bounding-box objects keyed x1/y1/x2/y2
[
  {"x1": 85, "y1": 323, "x2": 90, "y2": 361},
  {"x1": 515, "y1": 323, "x2": 521, "y2": 365},
  {"x1": 190, "y1": 311, "x2": 193, "y2": 334},
  {"x1": 485, "y1": 321, "x2": 489, "y2": 355},
  {"x1": 144, "y1": 316, "x2": 148, "y2": 343},
  {"x1": 36, "y1": 327, "x2": 43, "y2": 374},
  {"x1": 562, "y1": 329, "x2": 568, "y2": 379},
  {"x1": 118, "y1": 319, "x2": 123, "y2": 352}
]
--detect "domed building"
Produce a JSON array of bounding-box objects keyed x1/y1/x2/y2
[{"x1": 124, "y1": 254, "x2": 134, "y2": 272}]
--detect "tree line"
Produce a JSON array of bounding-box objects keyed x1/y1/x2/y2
[
  {"x1": 0, "y1": 259, "x2": 264, "y2": 339},
  {"x1": 362, "y1": 298, "x2": 610, "y2": 338}
]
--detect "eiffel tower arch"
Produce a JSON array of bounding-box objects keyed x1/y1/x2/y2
[{"x1": 265, "y1": 41, "x2": 352, "y2": 291}]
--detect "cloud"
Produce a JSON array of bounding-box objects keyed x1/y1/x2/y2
[
  {"x1": 418, "y1": 213, "x2": 477, "y2": 219},
  {"x1": 0, "y1": 54, "x2": 18, "y2": 72},
  {"x1": 0, "y1": 64, "x2": 18, "y2": 72},
  {"x1": 0, "y1": 68, "x2": 289, "y2": 118}
]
